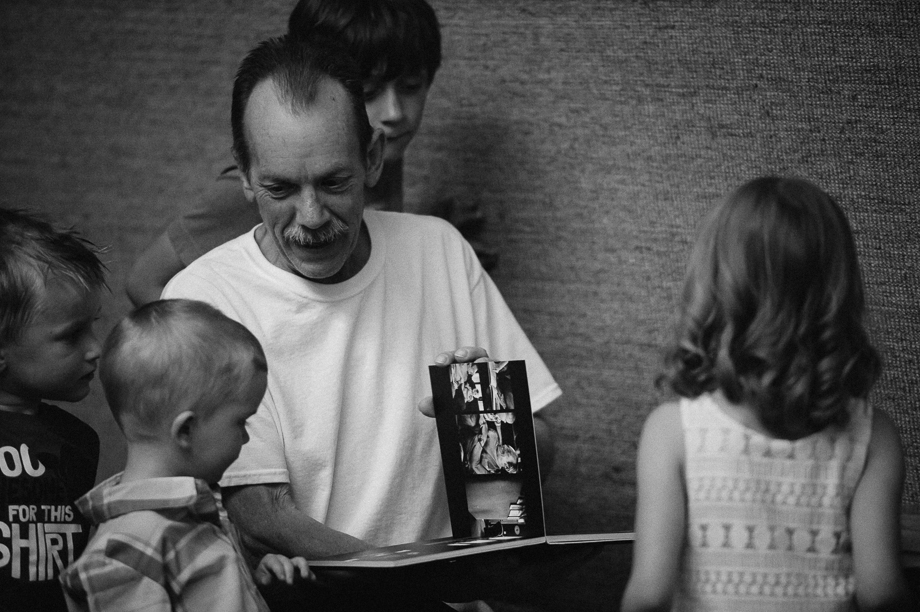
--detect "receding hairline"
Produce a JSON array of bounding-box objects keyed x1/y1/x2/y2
[{"x1": 240, "y1": 75, "x2": 368, "y2": 173}]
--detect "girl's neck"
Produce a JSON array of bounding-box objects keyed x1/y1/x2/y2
[
  {"x1": 711, "y1": 390, "x2": 773, "y2": 437},
  {"x1": 366, "y1": 159, "x2": 404, "y2": 212}
]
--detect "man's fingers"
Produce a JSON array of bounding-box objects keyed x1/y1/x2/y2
[{"x1": 418, "y1": 396, "x2": 436, "y2": 418}]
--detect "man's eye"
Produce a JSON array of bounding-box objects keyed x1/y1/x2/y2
[
  {"x1": 264, "y1": 184, "x2": 293, "y2": 199},
  {"x1": 324, "y1": 179, "x2": 351, "y2": 193},
  {"x1": 363, "y1": 86, "x2": 382, "y2": 102}
]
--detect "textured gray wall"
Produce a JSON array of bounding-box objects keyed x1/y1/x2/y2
[{"x1": 1, "y1": 1, "x2": 918, "y2": 610}]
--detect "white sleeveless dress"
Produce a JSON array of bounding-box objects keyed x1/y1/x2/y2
[{"x1": 675, "y1": 394, "x2": 872, "y2": 611}]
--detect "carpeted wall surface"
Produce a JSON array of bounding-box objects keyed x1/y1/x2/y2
[{"x1": 1, "y1": 1, "x2": 917, "y2": 609}]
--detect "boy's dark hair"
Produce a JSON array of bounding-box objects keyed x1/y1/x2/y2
[
  {"x1": 100, "y1": 299, "x2": 267, "y2": 438},
  {"x1": 231, "y1": 34, "x2": 372, "y2": 176},
  {"x1": 288, "y1": 0, "x2": 441, "y2": 85},
  {"x1": 0, "y1": 208, "x2": 107, "y2": 344},
  {"x1": 661, "y1": 176, "x2": 880, "y2": 438}
]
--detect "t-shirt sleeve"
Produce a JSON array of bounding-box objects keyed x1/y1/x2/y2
[
  {"x1": 166, "y1": 171, "x2": 262, "y2": 266},
  {"x1": 466, "y1": 243, "x2": 563, "y2": 413},
  {"x1": 219, "y1": 392, "x2": 290, "y2": 489}
]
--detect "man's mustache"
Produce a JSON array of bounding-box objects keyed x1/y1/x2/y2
[{"x1": 284, "y1": 218, "x2": 349, "y2": 247}]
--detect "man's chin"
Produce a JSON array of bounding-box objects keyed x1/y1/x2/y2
[{"x1": 286, "y1": 251, "x2": 345, "y2": 282}]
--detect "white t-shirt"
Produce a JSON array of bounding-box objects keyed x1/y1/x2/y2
[{"x1": 163, "y1": 211, "x2": 561, "y2": 546}]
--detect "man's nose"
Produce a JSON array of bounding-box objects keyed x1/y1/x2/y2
[{"x1": 293, "y1": 187, "x2": 328, "y2": 228}]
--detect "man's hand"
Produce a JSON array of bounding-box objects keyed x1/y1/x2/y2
[
  {"x1": 254, "y1": 554, "x2": 313, "y2": 585},
  {"x1": 418, "y1": 346, "x2": 490, "y2": 417}
]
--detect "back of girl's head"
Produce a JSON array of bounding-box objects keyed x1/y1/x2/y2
[
  {"x1": 100, "y1": 299, "x2": 267, "y2": 440},
  {"x1": 287, "y1": 0, "x2": 441, "y2": 85},
  {"x1": 663, "y1": 176, "x2": 880, "y2": 438},
  {"x1": 0, "y1": 208, "x2": 107, "y2": 345}
]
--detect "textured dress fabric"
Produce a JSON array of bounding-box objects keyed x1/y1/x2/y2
[{"x1": 675, "y1": 394, "x2": 872, "y2": 612}]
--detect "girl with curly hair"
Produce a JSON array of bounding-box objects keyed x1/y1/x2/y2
[{"x1": 622, "y1": 177, "x2": 913, "y2": 611}]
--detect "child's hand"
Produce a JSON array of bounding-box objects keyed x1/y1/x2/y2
[{"x1": 254, "y1": 553, "x2": 313, "y2": 585}]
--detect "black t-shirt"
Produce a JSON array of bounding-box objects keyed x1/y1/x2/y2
[{"x1": 0, "y1": 404, "x2": 99, "y2": 612}]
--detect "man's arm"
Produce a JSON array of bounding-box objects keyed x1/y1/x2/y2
[
  {"x1": 126, "y1": 231, "x2": 186, "y2": 307},
  {"x1": 223, "y1": 483, "x2": 370, "y2": 559}
]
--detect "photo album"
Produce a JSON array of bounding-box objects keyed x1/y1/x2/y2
[{"x1": 308, "y1": 360, "x2": 632, "y2": 569}]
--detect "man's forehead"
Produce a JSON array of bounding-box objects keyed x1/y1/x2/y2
[{"x1": 243, "y1": 77, "x2": 363, "y2": 170}]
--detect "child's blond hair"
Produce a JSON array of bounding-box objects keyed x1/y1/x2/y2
[{"x1": 100, "y1": 299, "x2": 266, "y2": 438}]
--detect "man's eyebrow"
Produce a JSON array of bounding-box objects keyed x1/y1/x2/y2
[{"x1": 257, "y1": 164, "x2": 356, "y2": 184}]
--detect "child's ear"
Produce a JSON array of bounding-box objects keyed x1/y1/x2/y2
[{"x1": 170, "y1": 411, "x2": 196, "y2": 450}]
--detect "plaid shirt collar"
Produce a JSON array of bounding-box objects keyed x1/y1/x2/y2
[{"x1": 76, "y1": 472, "x2": 222, "y2": 527}]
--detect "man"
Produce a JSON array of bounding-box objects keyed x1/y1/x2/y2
[
  {"x1": 128, "y1": 0, "x2": 494, "y2": 307},
  {"x1": 162, "y1": 35, "x2": 560, "y2": 565}
]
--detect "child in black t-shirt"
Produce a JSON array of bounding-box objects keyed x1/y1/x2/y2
[{"x1": 0, "y1": 208, "x2": 106, "y2": 612}]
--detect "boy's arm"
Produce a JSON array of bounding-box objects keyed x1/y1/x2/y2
[
  {"x1": 223, "y1": 483, "x2": 371, "y2": 559},
  {"x1": 126, "y1": 231, "x2": 185, "y2": 307},
  {"x1": 850, "y1": 409, "x2": 915, "y2": 611},
  {"x1": 621, "y1": 402, "x2": 686, "y2": 612}
]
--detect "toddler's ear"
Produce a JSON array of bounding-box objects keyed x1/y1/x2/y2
[{"x1": 170, "y1": 411, "x2": 196, "y2": 450}]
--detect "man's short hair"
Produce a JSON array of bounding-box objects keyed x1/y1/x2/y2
[
  {"x1": 0, "y1": 208, "x2": 106, "y2": 345},
  {"x1": 100, "y1": 299, "x2": 267, "y2": 438},
  {"x1": 287, "y1": 0, "x2": 442, "y2": 85},
  {"x1": 231, "y1": 34, "x2": 372, "y2": 176}
]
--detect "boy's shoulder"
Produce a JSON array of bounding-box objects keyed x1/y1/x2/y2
[
  {"x1": 36, "y1": 402, "x2": 99, "y2": 438},
  {"x1": 61, "y1": 506, "x2": 241, "y2": 608},
  {"x1": 73, "y1": 476, "x2": 235, "y2": 574},
  {"x1": 0, "y1": 403, "x2": 99, "y2": 459}
]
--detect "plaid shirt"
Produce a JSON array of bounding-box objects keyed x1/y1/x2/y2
[{"x1": 60, "y1": 473, "x2": 269, "y2": 612}]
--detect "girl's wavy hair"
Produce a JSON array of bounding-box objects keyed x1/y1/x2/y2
[{"x1": 661, "y1": 177, "x2": 880, "y2": 438}]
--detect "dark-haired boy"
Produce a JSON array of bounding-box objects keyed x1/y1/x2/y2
[
  {"x1": 60, "y1": 299, "x2": 311, "y2": 612},
  {"x1": 0, "y1": 208, "x2": 105, "y2": 612}
]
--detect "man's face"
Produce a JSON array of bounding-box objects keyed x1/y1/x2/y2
[
  {"x1": 241, "y1": 78, "x2": 383, "y2": 283},
  {"x1": 363, "y1": 70, "x2": 429, "y2": 164}
]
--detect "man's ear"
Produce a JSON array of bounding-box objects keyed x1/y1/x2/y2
[
  {"x1": 170, "y1": 411, "x2": 196, "y2": 450},
  {"x1": 238, "y1": 165, "x2": 256, "y2": 204},
  {"x1": 363, "y1": 128, "x2": 385, "y2": 188}
]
